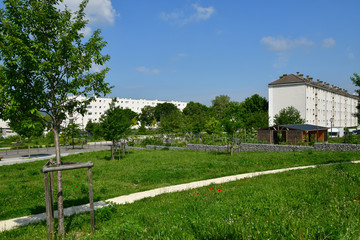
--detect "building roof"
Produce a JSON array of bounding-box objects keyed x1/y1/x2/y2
[
  {"x1": 259, "y1": 124, "x2": 328, "y2": 131},
  {"x1": 268, "y1": 72, "x2": 358, "y2": 99},
  {"x1": 268, "y1": 74, "x2": 304, "y2": 85}
]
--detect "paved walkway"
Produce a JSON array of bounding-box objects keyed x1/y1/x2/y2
[
  {"x1": 1, "y1": 160, "x2": 359, "y2": 232},
  {"x1": 0, "y1": 142, "x2": 111, "y2": 166}
]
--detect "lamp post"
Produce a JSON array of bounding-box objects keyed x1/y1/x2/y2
[{"x1": 330, "y1": 117, "x2": 334, "y2": 138}]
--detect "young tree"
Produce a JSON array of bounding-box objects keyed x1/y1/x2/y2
[
  {"x1": 0, "y1": 0, "x2": 111, "y2": 236},
  {"x1": 100, "y1": 101, "x2": 137, "y2": 160},
  {"x1": 222, "y1": 102, "x2": 243, "y2": 155},
  {"x1": 63, "y1": 122, "x2": 81, "y2": 149},
  {"x1": 274, "y1": 106, "x2": 305, "y2": 125},
  {"x1": 351, "y1": 73, "x2": 360, "y2": 123},
  {"x1": 8, "y1": 112, "x2": 45, "y2": 157}
]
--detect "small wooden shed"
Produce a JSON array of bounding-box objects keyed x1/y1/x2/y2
[{"x1": 257, "y1": 124, "x2": 328, "y2": 145}]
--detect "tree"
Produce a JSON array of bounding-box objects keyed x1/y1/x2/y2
[
  {"x1": 211, "y1": 95, "x2": 230, "y2": 119},
  {"x1": 183, "y1": 101, "x2": 209, "y2": 134},
  {"x1": 240, "y1": 94, "x2": 269, "y2": 130},
  {"x1": 100, "y1": 101, "x2": 137, "y2": 160},
  {"x1": 222, "y1": 102, "x2": 243, "y2": 155},
  {"x1": 154, "y1": 102, "x2": 178, "y2": 123},
  {"x1": 8, "y1": 112, "x2": 45, "y2": 157},
  {"x1": 160, "y1": 109, "x2": 184, "y2": 134},
  {"x1": 274, "y1": 106, "x2": 305, "y2": 125},
  {"x1": 63, "y1": 122, "x2": 81, "y2": 149},
  {"x1": 0, "y1": 0, "x2": 111, "y2": 236},
  {"x1": 351, "y1": 73, "x2": 360, "y2": 123},
  {"x1": 139, "y1": 105, "x2": 156, "y2": 127}
]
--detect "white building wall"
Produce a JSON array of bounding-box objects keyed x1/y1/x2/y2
[
  {"x1": 269, "y1": 80, "x2": 358, "y2": 128},
  {"x1": 268, "y1": 84, "x2": 306, "y2": 125},
  {"x1": 65, "y1": 96, "x2": 188, "y2": 129}
]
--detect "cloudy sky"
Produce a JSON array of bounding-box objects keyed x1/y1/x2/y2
[{"x1": 2, "y1": 0, "x2": 360, "y2": 105}]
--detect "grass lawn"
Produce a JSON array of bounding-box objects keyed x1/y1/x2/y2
[
  {"x1": 1, "y1": 162, "x2": 360, "y2": 239},
  {"x1": 0, "y1": 149, "x2": 359, "y2": 222}
]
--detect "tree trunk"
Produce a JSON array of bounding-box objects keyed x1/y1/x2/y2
[
  {"x1": 122, "y1": 139, "x2": 125, "y2": 157},
  {"x1": 28, "y1": 137, "x2": 31, "y2": 158},
  {"x1": 111, "y1": 140, "x2": 115, "y2": 160},
  {"x1": 52, "y1": 128, "x2": 65, "y2": 237}
]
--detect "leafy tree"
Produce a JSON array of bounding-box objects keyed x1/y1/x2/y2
[
  {"x1": 154, "y1": 102, "x2": 178, "y2": 123},
  {"x1": 274, "y1": 106, "x2": 305, "y2": 125},
  {"x1": 160, "y1": 109, "x2": 184, "y2": 134},
  {"x1": 100, "y1": 101, "x2": 137, "y2": 160},
  {"x1": 63, "y1": 122, "x2": 81, "y2": 149},
  {"x1": 0, "y1": 0, "x2": 111, "y2": 235},
  {"x1": 211, "y1": 95, "x2": 230, "y2": 119},
  {"x1": 222, "y1": 102, "x2": 243, "y2": 155},
  {"x1": 204, "y1": 117, "x2": 221, "y2": 142},
  {"x1": 183, "y1": 101, "x2": 209, "y2": 134},
  {"x1": 8, "y1": 112, "x2": 45, "y2": 157},
  {"x1": 239, "y1": 94, "x2": 269, "y2": 130},
  {"x1": 351, "y1": 73, "x2": 360, "y2": 123},
  {"x1": 139, "y1": 105, "x2": 156, "y2": 127}
]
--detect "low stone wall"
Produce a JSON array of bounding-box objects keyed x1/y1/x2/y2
[
  {"x1": 314, "y1": 143, "x2": 360, "y2": 152},
  {"x1": 146, "y1": 145, "x2": 185, "y2": 151},
  {"x1": 240, "y1": 143, "x2": 312, "y2": 152},
  {"x1": 186, "y1": 144, "x2": 231, "y2": 152},
  {"x1": 140, "y1": 143, "x2": 359, "y2": 152}
]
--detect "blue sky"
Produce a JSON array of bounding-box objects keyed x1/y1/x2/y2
[{"x1": 2, "y1": 0, "x2": 360, "y2": 105}]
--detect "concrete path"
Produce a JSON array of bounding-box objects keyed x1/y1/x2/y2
[
  {"x1": 1, "y1": 160, "x2": 359, "y2": 232},
  {"x1": 0, "y1": 142, "x2": 112, "y2": 167}
]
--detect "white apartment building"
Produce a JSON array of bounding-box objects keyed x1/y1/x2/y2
[
  {"x1": 268, "y1": 72, "x2": 359, "y2": 128},
  {"x1": 65, "y1": 96, "x2": 188, "y2": 128}
]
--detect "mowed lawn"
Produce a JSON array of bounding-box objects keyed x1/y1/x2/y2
[
  {"x1": 1, "y1": 162, "x2": 360, "y2": 239},
  {"x1": 0, "y1": 149, "x2": 359, "y2": 221}
]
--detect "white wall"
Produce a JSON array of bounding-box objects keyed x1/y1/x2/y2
[{"x1": 269, "y1": 84, "x2": 306, "y2": 125}]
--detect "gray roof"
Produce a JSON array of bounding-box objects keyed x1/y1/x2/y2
[{"x1": 280, "y1": 124, "x2": 328, "y2": 131}]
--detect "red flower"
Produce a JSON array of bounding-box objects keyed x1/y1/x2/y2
[
  {"x1": 34, "y1": 186, "x2": 36, "y2": 188},
  {"x1": 76, "y1": 185, "x2": 78, "y2": 187},
  {"x1": 203, "y1": 193, "x2": 205, "y2": 195},
  {"x1": 218, "y1": 189, "x2": 221, "y2": 192},
  {"x1": 196, "y1": 193, "x2": 199, "y2": 195},
  {"x1": 210, "y1": 188, "x2": 213, "y2": 191},
  {"x1": 220, "y1": 184, "x2": 223, "y2": 187}
]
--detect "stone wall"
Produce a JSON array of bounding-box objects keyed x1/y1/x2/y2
[
  {"x1": 146, "y1": 145, "x2": 185, "y2": 151},
  {"x1": 137, "y1": 143, "x2": 360, "y2": 152},
  {"x1": 313, "y1": 143, "x2": 360, "y2": 152}
]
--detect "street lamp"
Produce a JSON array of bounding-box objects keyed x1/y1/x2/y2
[{"x1": 330, "y1": 117, "x2": 334, "y2": 138}]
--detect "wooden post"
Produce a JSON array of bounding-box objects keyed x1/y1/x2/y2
[
  {"x1": 43, "y1": 173, "x2": 54, "y2": 239},
  {"x1": 49, "y1": 172, "x2": 54, "y2": 234},
  {"x1": 88, "y1": 167, "x2": 95, "y2": 233}
]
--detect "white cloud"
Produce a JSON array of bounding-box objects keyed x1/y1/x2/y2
[
  {"x1": 136, "y1": 66, "x2": 160, "y2": 75},
  {"x1": 322, "y1": 38, "x2": 336, "y2": 48},
  {"x1": 261, "y1": 36, "x2": 314, "y2": 51},
  {"x1": 58, "y1": 0, "x2": 117, "y2": 35},
  {"x1": 178, "y1": 53, "x2": 187, "y2": 57},
  {"x1": 160, "y1": 4, "x2": 215, "y2": 26},
  {"x1": 192, "y1": 4, "x2": 215, "y2": 20}
]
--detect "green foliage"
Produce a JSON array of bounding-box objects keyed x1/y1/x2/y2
[
  {"x1": 62, "y1": 122, "x2": 81, "y2": 148},
  {"x1": 211, "y1": 95, "x2": 230, "y2": 119},
  {"x1": 139, "y1": 106, "x2": 156, "y2": 127},
  {"x1": 274, "y1": 106, "x2": 305, "y2": 125},
  {"x1": 100, "y1": 100, "x2": 137, "y2": 142},
  {"x1": 139, "y1": 137, "x2": 164, "y2": 147},
  {"x1": 351, "y1": 73, "x2": 360, "y2": 124},
  {"x1": 154, "y1": 103, "x2": 178, "y2": 123},
  {"x1": 159, "y1": 109, "x2": 184, "y2": 133},
  {"x1": 8, "y1": 112, "x2": 45, "y2": 139}
]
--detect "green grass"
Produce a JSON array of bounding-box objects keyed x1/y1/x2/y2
[
  {"x1": 1, "y1": 163, "x2": 360, "y2": 239},
  {"x1": 0, "y1": 149, "x2": 359, "y2": 221}
]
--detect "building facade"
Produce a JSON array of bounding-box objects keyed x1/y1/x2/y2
[
  {"x1": 65, "y1": 96, "x2": 188, "y2": 129},
  {"x1": 268, "y1": 72, "x2": 358, "y2": 128}
]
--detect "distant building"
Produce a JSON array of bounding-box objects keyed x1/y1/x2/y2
[
  {"x1": 64, "y1": 96, "x2": 188, "y2": 129},
  {"x1": 0, "y1": 119, "x2": 16, "y2": 138},
  {"x1": 268, "y1": 72, "x2": 358, "y2": 129}
]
